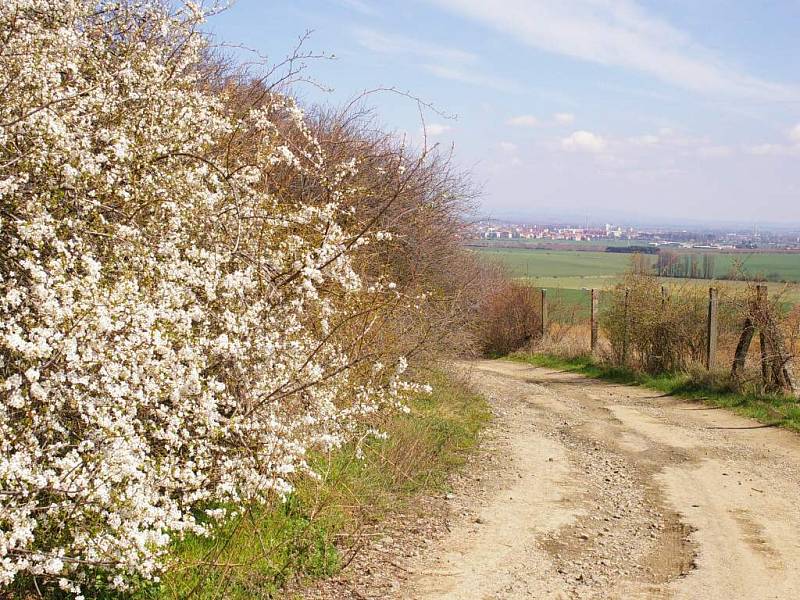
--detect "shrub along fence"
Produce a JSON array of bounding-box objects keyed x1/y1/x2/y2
[
  {"x1": 478, "y1": 283, "x2": 598, "y2": 357},
  {"x1": 534, "y1": 273, "x2": 799, "y2": 398}
]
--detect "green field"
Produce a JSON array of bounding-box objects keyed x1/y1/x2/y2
[
  {"x1": 475, "y1": 247, "x2": 800, "y2": 283},
  {"x1": 711, "y1": 253, "x2": 800, "y2": 282},
  {"x1": 476, "y1": 248, "x2": 649, "y2": 278},
  {"x1": 474, "y1": 247, "x2": 800, "y2": 308}
]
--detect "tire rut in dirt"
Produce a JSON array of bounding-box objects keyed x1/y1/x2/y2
[{"x1": 534, "y1": 383, "x2": 699, "y2": 596}]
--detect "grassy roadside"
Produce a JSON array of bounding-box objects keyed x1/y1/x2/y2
[
  {"x1": 508, "y1": 353, "x2": 800, "y2": 432},
  {"x1": 149, "y1": 370, "x2": 490, "y2": 599}
]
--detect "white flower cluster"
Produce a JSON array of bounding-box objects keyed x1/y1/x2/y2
[{"x1": 0, "y1": 1, "x2": 420, "y2": 593}]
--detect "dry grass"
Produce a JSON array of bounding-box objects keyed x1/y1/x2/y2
[
  {"x1": 520, "y1": 271, "x2": 799, "y2": 397},
  {"x1": 476, "y1": 278, "x2": 543, "y2": 356}
]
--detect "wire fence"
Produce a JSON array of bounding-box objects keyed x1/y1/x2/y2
[{"x1": 533, "y1": 276, "x2": 799, "y2": 396}]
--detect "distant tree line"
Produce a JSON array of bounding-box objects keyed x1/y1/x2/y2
[
  {"x1": 605, "y1": 245, "x2": 659, "y2": 255},
  {"x1": 656, "y1": 250, "x2": 716, "y2": 279},
  {"x1": 606, "y1": 246, "x2": 717, "y2": 279}
]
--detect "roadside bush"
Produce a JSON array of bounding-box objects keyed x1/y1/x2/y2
[
  {"x1": 602, "y1": 273, "x2": 706, "y2": 372},
  {"x1": 302, "y1": 108, "x2": 485, "y2": 360},
  {"x1": 598, "y1": 271, "x2": 799, "y2": 396},
  {"x1": 476, "y1": 277, "x2": 542, "y2": 356},
  {"x1": 600, "y1": 272, "x2": 755, "y2": 373},
  {"x1": 0, "y1": 1, "x2": 462, "y2": 595}
]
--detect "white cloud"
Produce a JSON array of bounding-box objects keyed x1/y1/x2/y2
[
  {"x1": 333, "y1": 0, "x2": 378, "y2": 15},
  {"x1": 560, "y1": 126, "x2": 731, "y2": 158},
  {"x1": 353, "y1": 28, "x2": 521, "y2": 92},
  {"x1": 353, "y1": 28, "x2": 476, "y2": 64},
  {"x1": 747, "y1": 144, "x2": 782, "y2": 156},
  {"x1": 746, "y1": 143, "x2": 799, "y2": 157},
  {"x1": 499, "y1": 141, "x2": 518, "y2": 152},
  {"x1": 630, "y1": 128, "x2": 709, "y2": 149},
  {"x1": 554, "y1": 112, "x2": 575, "y2": 124},
  {"x1": 743, "y1": 125, "x2": 800, "y2": 157},
  {"x1": 696, "y1": 145, "x2": 733, "y2": 159},
  {"x1": 561, "y1": 130, "x2": 607, "y2": 153},
  {"x1": 629, "y1": 134, "x2": 660, "y2": 146},
  {"x1": 422, "y1": 63, "x2": 521, "y2": 92},
  {"x1": 507, "y1": 114, "x2": 539, "y2": 127},
  {"x1": 427, "y1": 0, "x2": 800, "y2": 100},
  {"x1": 789, "y1": 123, "x2": 800, "y2": 143},
  {"x1": 424, "y1": 123, "x2": 452, "y2": 136}
]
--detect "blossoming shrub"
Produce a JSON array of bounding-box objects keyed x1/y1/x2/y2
[
  {"x1": 0, "y1": 1, "x2": 424, "y2": 594},
  {"x1": 158, "y1": 370, "x2": 490, "y2": 599}
]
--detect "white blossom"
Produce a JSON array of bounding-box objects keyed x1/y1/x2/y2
[{"x1": 0, "y1": 0, "x2": 423, "y2": 594}]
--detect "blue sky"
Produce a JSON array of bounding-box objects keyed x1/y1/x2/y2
[{"x1": 208, "y1": 0, "x2": 800, "y2": 226}]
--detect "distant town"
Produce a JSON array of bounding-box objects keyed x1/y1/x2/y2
[{"x1": 472, "y1": 219, "x2": 800, "y2": 251}]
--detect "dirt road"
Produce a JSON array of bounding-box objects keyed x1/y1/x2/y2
[{"x1": 403, "y1": 360, "x2": 800, "y2": 600}]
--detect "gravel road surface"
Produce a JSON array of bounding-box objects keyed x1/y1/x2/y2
[{"x1": 404, "y1": 360, "x2": 800, "y2": 600}]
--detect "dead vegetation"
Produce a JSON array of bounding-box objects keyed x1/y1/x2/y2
[{"x1": 517, "y1": 269, "x2": 799, "y2": 399}]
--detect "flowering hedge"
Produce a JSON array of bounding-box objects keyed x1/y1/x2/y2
[{"x1": 0, "y1": 1, "x2": 422, "y2": 594}]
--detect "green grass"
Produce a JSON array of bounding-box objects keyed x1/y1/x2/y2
[
  {"x1": 474, "y1": 246, "x2": 800, "y2": 285},
  {"x1": 145, "y1": 370, "x2": 490, "y2": 600},
  {"x1": 713, "y1": 252, "x2": 800, "y2": 282},
  {"x1": 151, "y1": 496, "x2": 341, "y2": 599},
  {"x1": 510, "y1": 353, "x2": 800, "y2": 432},
  {"x1": 472, "y1": 247, "x2": 800, "y2": 317},
  {"x1": 474, "y1": 248, "x2": 644, "y2": 278},
  {"x1": 520, "y1": 274, "x2": 621, "y2": 289}
]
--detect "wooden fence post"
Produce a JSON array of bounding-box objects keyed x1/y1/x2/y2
[
  {"x1": 590, "y1": 288, "x2": 598, "y2": 354},
  {"x1": 732, "y1": 318, "x2": 755, "y2": 380},
  {"x1": 757, "y1": 284, "x2": 769, "y2": 385},
  {"x1": 540, "y1": 288, "x2": 548, "y2": 340},
  {"x1": 622, "y1": 288, "x2": 629, "y2": 365},
  {"x1": 706, "y1": 287, "x2": 718, "y2": 370}
]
